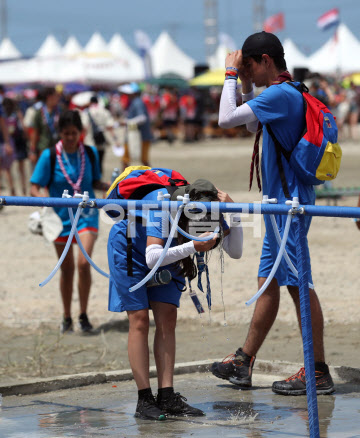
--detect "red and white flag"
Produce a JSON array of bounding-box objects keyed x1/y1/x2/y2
[
  {"x1": 263, "y1": 12, "x2": 285, "y2": 33},
  {"x1": 317, "y1": 8, "x2": 340, "y2": 31}
]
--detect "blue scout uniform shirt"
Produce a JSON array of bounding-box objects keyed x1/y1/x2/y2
[
  {"x1": 246, "y1": 82, "x2": 315, "y2": 204},
  {"x1": 127, "y1": 96, "x2": 152, "y2": 141},
  {"x1": 247, "y1": 82, "x2": 314, "y2": 286},
  {"x1": 30, "y1": 146, "x2": 101, "y2": 236}
]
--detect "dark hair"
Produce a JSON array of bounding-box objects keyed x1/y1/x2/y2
[
  {"x1": 58, "y1": 110, "x2": 83, "y2": 132},
  {"x1": 43, "y1": 86, "x2": 57, "y2": 100},
  {"x1": 90, "y1": 96, "x2": 98, "y2": 104},
  {"x1": 2, "y1": 97, "x2": 15, "y2": 116},
  {"x1": 251, "y1": 54, "x2": 287, "y2": 72},
  {"x1": 175, "y1": 191, "x2": 223, "y2": 280}
]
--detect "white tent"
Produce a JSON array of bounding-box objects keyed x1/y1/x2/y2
[
  {"x1": 283, "y1": 39, "x2": 309, "y2": 73},
  {"x1": 0, "y1": 38, "x2": 21, "y2": 60},
  {"x1": 0, "y1": 55, "x2": 145, "y2": 85},
  {"x1": 84, "y1": 32, "x2": 108, "y2": 54},
  {"x1": 62, "y1": 36, "x2": 82, "y2": 56},
  {"x1": 36, "y1": 34, "x2": 62, "y2": 57},
  {"x1": 208, "y1": 44, "x2": 230, "y2": 70},
  {"x1": 307, "y1": 23, "x2": 360, "y2": 74},
  {"x1": 107, "y1": 33, "x2": 144, "y2": 79},
  {"x1": 150, "y1": 31, "x2": 195, "y2": 79}
]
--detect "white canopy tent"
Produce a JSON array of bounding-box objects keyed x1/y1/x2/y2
[
  {"x1": 84, "y1": 32, "x2": 108, "y2": 54},
  {"x1": 283, "y1": 39, "x2": 309, "y2": 73},
  {"x1": 36, "y1": 34, "x2": 62, "y2": 57},
  {"x1": 0, "y1": 38, "x2": 21, "y2": 60},
  {"x1": 208, "y1": 44, "x2": 230, "y2": 70},
  {"x1": 150, "y1": 31, "x2": 195, "y2": 79},
  {"x1": 307, "y1": 23, "x2": 360, "y2": 74},
  {"x1": 62, "y1": 36, "x2": 83, "y2": 56}
]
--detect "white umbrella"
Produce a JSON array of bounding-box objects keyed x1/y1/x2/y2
[{"x1": 71, "y1": 91, "x2": 95, "y2": 107}]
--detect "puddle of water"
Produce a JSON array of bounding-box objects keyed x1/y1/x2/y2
[{"x1": 1, "y1": 380, "x2": 360, "y2": 437}]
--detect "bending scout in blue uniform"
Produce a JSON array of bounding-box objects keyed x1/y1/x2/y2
[
  {"x1": 212, "y1": 32, "x2": 335, "y2": 396},
  {"x1": 107, "y1": 178, "x2": 243, "y2": 420}
]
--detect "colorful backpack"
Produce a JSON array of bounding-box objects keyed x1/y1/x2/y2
[
  {"x1": 106, "y1": 166, "x2": 189, "y2": 277},
  {"x1": 266, "y1": 82, "x2": 342, "y2": 197},
  {"x1": 106, "y1": 166, "x2": 189, "y2": 217}
]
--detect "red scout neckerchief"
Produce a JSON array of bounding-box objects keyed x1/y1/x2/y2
[
  {"x1": 249, "y1": 70, "x2": 293, "y2": 192},
  {"x1": 55, "y1": 140, "x2": 86, "y2": 194}
]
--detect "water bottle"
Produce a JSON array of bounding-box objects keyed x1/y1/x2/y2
[
  {"x1": 111, "y1": 168, "x2": 120, "y2": 184},
  {"x1": 146, "y1": 270, "x2": 172, "y2": 288}
]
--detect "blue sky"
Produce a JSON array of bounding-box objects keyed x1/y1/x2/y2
[{"x1": 5, "y1": 0, "x2": 360, "y2": 61}]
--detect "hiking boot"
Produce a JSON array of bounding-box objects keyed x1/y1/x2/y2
[
  {"x1": 135, "y1": 393, "x2": 166, "y2": 421},
  {"x1": 78, "y1": 313, "x2": 93, "y2": 334},
  {"x1": 272, "y1": 367, "x2": 335, "y2": 396},
  {"x1": 157, "y1": 392, "x2": 205, "y2": 417},
  {"x1": 211, "y1": 348, "x2": 255, "y2": 387},
  {"x1": 60, "y1": 316, "x2": 73, "y2": 334}
]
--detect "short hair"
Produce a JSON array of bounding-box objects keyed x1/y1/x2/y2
[
  {"x1": 251, "y1": 54, "x2": 287, "y2": 72},
  {"x1": 43, "y1": 86, "x2": 57, "y2": 100},
  {"x1": 90, "y1": 96, "x2": 98, "y2": 104},
  {"x1": 58, "y1": 110, "x2": 83, "y2": 132}
]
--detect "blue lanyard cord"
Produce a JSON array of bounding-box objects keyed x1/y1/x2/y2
[
  {"x1": 196, "y1": 252, "x2": 212, "y2": 310},
  {"x1": 43, "y1": 106, "x2": 57, "y2": 137}
]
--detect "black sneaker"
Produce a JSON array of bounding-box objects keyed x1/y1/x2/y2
[
  {"x1": 78, "y1": 313, "x2": 93, "y2": 333},
  {"x1": 272, "y1": 367, "x2": 335, "y2": 396},
  {"x1": 157, "y1": 392, "x2": 205, "y2": 417},
  {"x1": 60, "y1": 316, "x2": 73, "y2": 334},
  {"x1": 135, "y1": 393, "x2": 166, "y2": 421},
  {"x1": 211, "y1": 348, "x2": 255, "y2": 387}
]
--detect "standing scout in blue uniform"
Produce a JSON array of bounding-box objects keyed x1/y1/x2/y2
[
  {"x1": 211, "y1": 32, "x2": 335, "y2": 395},
  {"x1": 107, "y1": 177, "x2": 243, "y2": 420},
  {"x1": 31, "y1": 110, "x2": 110, "y2": 334}
]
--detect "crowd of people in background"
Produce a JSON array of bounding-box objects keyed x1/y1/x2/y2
[{"x1": 0, "y1": 75, "x2": 359, "y2": 196}]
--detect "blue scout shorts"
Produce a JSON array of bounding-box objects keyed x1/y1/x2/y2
[
  {"x1": 258, "y1": 214, "x2": 313, "y2": 287},
  {"x1": 107, "y1": 220, "x2": 184, "y2": 312}
]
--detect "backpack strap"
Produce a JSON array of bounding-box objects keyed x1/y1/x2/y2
[
  {"x1": 265, "y1": 124, "x2": 291, "y2": 199},
  {"x1": 126, "y1": 222, "x2": 133, "y2": 277},
  {"x1": 48, "y1": 144, "x2": 97, "y2": 187}
]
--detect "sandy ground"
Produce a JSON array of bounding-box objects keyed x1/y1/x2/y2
[{"x1": 0, "y1": 137, "x2": 359, "y2": 385}]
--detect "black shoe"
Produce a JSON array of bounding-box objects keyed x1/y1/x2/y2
[
  {"x1": 211, "y1": 348, "x2": 255, "y2": 387},
  {"x1": 157, "y1": 392, "x2": 205, "y2": 417},
  {"x1": 135, "y1": 394, "x2": 166, "y2": 421},
  {"x1": 272, "y1": 367, "x2": 335, "y2": 396},
  {"x1": 78, "y1": 313, "x2": 93, "y2": 333},
  {"x1": 60, "y1": 316, "x2": 73, "y2": 334}
]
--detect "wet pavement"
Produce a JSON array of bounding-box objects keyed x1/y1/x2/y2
[{"x1": 1, "y1": 372, "x2": 359, "y2": 437}]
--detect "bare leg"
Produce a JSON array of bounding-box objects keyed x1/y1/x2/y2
[
  {"x1": 4, "y1": 168, "x2": 16, "y2": 195},
  {"x1": 243, "y1": 277, "x2": 280, "y2": 357},
  {"x1": 54, "y1": 243, "x2": 75, "y2": 318},
  {"x1": 151, "y1": 301, "x2": 177, "y2": 389},
  {"x1": 287, "y1": 286, "x2": 325, "y2": 363},
  {"x1": 18, "y1": 160, "x2": 27, "y2": 195},
  {"x1": 77, "y1": 232, "x2": 97, "y2": 315},
  {"x1": 127, "y1": 309, "x2": 150, "y2": 390}
]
